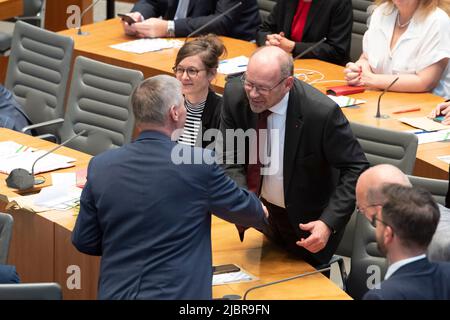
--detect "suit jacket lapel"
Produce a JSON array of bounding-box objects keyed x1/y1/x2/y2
[
  {"x1": 302, "y1": 0, "x2": 323, "y2": 38},
  {"x1": 284, "y1": 0, "x2": 299, "y2": 38},
  {"x1": 166, "y1": 0, "x2": 180, "y2": 19},
  {"x1": 283, "y1": 82, "x2": 304, "y2": 194}
]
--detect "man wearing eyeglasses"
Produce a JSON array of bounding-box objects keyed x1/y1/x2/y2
[
  {"x1": 219, "y1": 45, "x2": 369, "y2": 267},
  {"x1": 361, "y1": 184, "x2": 450, "y2": 300}
]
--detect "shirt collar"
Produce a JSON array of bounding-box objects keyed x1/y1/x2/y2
[
  {"x1": 384, "y1": 254, "x2": 427, "y2": 280},
  {"x1": 269, "y1": 92, "x2": 289, "y2": 116},
  {"x1": 378, "y1": 7, "x2": 419, "y2": 42}
]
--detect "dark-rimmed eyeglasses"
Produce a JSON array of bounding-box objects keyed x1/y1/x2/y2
[
  {"x1": 241, "y1": 74, "x2": 287, "y2": 95},
  {"x1": 172, "y1": 66, "x2": 205, "y2": 77}
]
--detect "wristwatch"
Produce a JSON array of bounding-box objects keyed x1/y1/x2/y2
[{"x1": 167, "y1": 20, "x2": 175, "y2": 37}]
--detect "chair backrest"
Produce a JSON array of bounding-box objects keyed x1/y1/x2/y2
[
  {"x1": 257, "y1": 0, "x2": 276, "y2": 22},
  {"x1": 0, "y1": 212, "x2": 14, "y2": 264},
  {"x1": 5, "y1": 20, "x2": 73, "y2": 137},
  {"x1": 335, "y1": 209, "x2": 357, "y2": 257},
  {"x1": 351, "y1": 0, "x2": 373, "y2": 61},
  {"x1": 0, "y1": 282, "x2": 62, "y2": 300},
  {"x1": 350, "y1": 122, "x2": 418, "y2": 174},
  {"x1": 58, "y1": 56, "x2": 144, "y2": 155},
  {"x1": 346, "y1": 213, "x2": 388, "y2": 299},
  {"x1": 409, "y1": 175, "x2": 448, "y2": 206}
]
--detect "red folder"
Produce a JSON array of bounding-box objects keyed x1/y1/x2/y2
[{"x1": 326, "y1": 85, "x2": 365, "y2": 96}]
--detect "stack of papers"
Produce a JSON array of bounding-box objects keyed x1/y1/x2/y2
[
  {"x1": 34, "y1": 185, "x2": 81, "y2": 210},
  {"x1": 327, "y1": 95, "x2": 366, "y2": 108},
  {"x1": 212, "y1": 267, "x2": 256, "y2": 286},
  {"x1": 110, "y1": 38, "x2": 183, "y2": 54},
  {"x1": 0, "y1": 141, "x2": 34, "y2": 158},
  {"x1": 399, "y1": 117, "x2": 450, "y2": 132},
  {"x1": 218, "y1": 56, "x2": 248, "y2": 75},
  {"x1": 411, "y1": 129, "x2": 450, "y2": 144}
]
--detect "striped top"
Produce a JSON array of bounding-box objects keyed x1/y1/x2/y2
[{"x1": 178, "y1": 99, "x2": 206, "y2": 146}]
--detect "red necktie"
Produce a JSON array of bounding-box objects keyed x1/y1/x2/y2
[
  {"x1": 291, "y1": 0, "x2": 312, "y2": 42},
  {"x1": 247, "y1": 109, "x2": 272, "y2": 195}
]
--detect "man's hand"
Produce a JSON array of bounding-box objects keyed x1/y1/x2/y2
[
  {"x1": 134, "y1": 18, "x2": 169, "y2": 38},
  {"x1": 121, "y1": 12, "x2": 143, "y2": 36},
  {"x1": 265, "y1": 32, "x2": 295, "y2": 53},
  {"x1": 261, "y1": 202, "x2": 269, "y2": 218},
  {"x1": 296, "y1": 220, "x2": 331, "y2": 253}
]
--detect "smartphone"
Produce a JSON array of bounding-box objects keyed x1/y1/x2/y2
[
  {"x1": 118, "y1": 13, "x2": 136, "y2": 25},
  {"x1": 433, "y1": 116, "x2": 445, "y2": 123},
  {"x1": 213, "y1": 264, "x2": 240, "y2": 275}
]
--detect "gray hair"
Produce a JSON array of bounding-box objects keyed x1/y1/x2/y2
[{"x1": 131, "y1": 75, "x2": 183, "y2": 125}]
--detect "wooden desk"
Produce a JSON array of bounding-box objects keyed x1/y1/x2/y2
[
  {"x1": 59, "y1": 18, "x2": 449, "y2": 180},
  {"x1": 45, "y1": 0, "x2": 93, "y2": 32},
  {"x1": 0, "y1": 0, "x2": 23, "y2": 20},
  {"x1": 0, "y1": 128, "x2": 350, "y2": 300}
]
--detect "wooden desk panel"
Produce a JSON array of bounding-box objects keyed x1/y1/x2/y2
[{"x1": 0, "y1": 0, "x2": 23, "y2": 20}]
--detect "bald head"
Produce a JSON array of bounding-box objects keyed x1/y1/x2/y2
[
  {"x1": 248, "y1": 46, "x2": 294, "y2": 79},
  {"x1": 356, "y1": 164, "x2": 412, "y2": 205}
]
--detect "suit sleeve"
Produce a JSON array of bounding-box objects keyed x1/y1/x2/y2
[
  {"x1": 218, "y1": 79, "x2": 248, "y2": 188},
  {"x1": 131, "y1": 0, "x2": 162, "y2": 19},
  {"x1": 255, "y1": 2, "x2": 279, "y2": 46},
  {"x1": 71, "y1": 159, "x2": 103, "y2": 256},
  {"x1": 319, "y1": 106, "x2": 369, "y2": 232},
  {"x1": 362, "y1": 290, "x2": 383, "y2": 300},
  {"x1": 207, "y1": 162, "x2": 266, "y2": 230},
  {"x1": 292, "y1": 0, "x2": 352, "y2": 65},
  {"x1": 173, "y1": 0, "x2": 241, "y2": 37}
]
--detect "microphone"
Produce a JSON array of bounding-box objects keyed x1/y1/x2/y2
[
  {"x1": 242, "y1": 266, "x2": 331, "y2": 300},
  {"x1": 184, "y1": 2, "x2": 242, "y2": 42},
  {"x1": 293, "y1": 37, "x2": 327, "y2": 60},
  {"x1": 375, "y1": 76, "x2": 399, "y2": 118},
  {"x1": 77, "y1": 0, "x2": 102, "y2": 36},
  {"x1": 6, "y1": 130, "x2": 87, "y2": 191}
]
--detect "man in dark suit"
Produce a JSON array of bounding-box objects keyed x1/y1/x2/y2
[
  {"x1": 362, "y1": 184, "x2": 450, "y2": 300},
  {"x1": 219, "y1": 46, "x2": 369, "y2": 266},
  {"x1": 122, "y1": 0, "x2": 260, "y2": 41},
  {"x1": 0, "y1": 85, "x2": 32, "y2": 133},
  {"x1": 0, "y1": 265, "x2": 20, "y2": 284},
  {"x1": 72, "y1": 75, "x2": 267, "y2": 300},
  {"x1": 256, "y1": 0, "x2": 353, "y2": 65}
]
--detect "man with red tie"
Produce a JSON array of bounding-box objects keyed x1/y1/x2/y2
[
  {"x1": 219, "y1": 46, "x2": 368, "y2": 266},
  {"x1": 256, "y1": 0, "x2": 353, "y2": 65}
]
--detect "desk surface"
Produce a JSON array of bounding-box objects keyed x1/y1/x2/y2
[
  {"x1": 0, "y1": 128, "x2": 350, "y2": 300},
  {"x1": 59, "y1": 18, "x2": 449, "y2": 179},
  {"x1": 0, "y1": 0, "x2": 22, "y2": 20}
]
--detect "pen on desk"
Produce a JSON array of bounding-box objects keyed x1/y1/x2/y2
[{"x1": 392, "y1": 107, "x2": 421, "y2": 114}]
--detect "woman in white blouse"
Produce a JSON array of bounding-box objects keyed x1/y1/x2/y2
[{"x1": 344, "y1": 0, "x2": 450, "y2": 98}]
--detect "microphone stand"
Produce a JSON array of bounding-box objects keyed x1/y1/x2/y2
[
  {"x1": 77, "y1": 0, "x2": 102, "y2": 36},
  {"x1": 293, "y1": 37, "x2": 327, "y2": 60},
  {"x1": 375, "y1": 77, "x2": 399, "y2": 119}
]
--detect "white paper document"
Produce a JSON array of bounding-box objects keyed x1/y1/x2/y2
[
  {"x1": 327, "y1": 95, "x2": 366, "y2": 108},
  {"x1": 212, "y1": 268, "x2": 257, "y2": 286},
  {"x1": 51, "y1": 172, "x2": 77, "y2": 187},
  {"x1": 110, "y1": 38, "x2": 184, "y2": 54},
  {"x1": 413, "y1": 129, "x2": 450, "y2": 144},
  {"x1": 34, "y1": 185, "x2": 82, "y2": 210},
  {"x1": 0, "y1": 150, "x2": 76, "y2": 174},
  {"x1": 218, "y1": 56, "x2": 249, "y2": 75},
  {"x1": 0, "y1": 141, "x2": 34, "y2": 158}
]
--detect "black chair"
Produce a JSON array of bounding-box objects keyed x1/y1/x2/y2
[
  {"x1": 257, "y1": 0, "x2": 276, "y2": 22},
  {"x1": 0, "y1": 283, "x2": 62, "y2": 300},
  {"x1": 350, "y1": 0, "x2": 374, "y2": 61}
]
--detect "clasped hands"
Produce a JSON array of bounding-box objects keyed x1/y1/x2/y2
[
  {"x1": 265, "y1": 32, "x2": 295, "y2": 53},
  {"x1": 122, "y1": 12, "x2": 169, "y2": 38},
  {"x1": 344, "y1": 61, "x2": 376, "y2": 87}
]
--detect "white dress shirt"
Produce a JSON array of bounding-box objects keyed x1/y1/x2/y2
[
  {"x1": 260, "y1": 93, "x2": 289, "y2": 208},
  {"x1": 384, "y1": 254, "x2": 426, "y2": 280},
  {"x1": 363, "y1": 3, "x2": 450, "y2": 98}
]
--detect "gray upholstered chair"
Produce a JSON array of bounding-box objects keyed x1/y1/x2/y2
[
  {"x1": 257, "y1": 0, "x2": 276, "y2": 22},
  {"x1": 350, "y1": 122, "x2": 418, "y2": 174},
  {"x1": 5, "y1": 20, "x2": 73, "y2": 140},
  {"x1": 0, "y1": 282, "x2": 62, "y2": 300},
  {"x1": 0, "y1": 212, "x2": 13, "y2": 265},
  {"x1": 56, "y1": 56, "x2": 144, "y2": 155},
  {"x1": 350, "y1": 0, "x2": 373, "y2": 62},
  {"x1": 409, "y1": 175, "x2": 448, "y2": 206}
]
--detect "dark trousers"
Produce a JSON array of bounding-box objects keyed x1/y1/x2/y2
[{"x1": 261, "y1": 198, "x2": 330, "y2": 274}]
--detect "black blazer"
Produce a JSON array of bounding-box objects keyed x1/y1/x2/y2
[
  {"x1": 364, "y1": 258, "x2": 450, "y2": 300},
  {"x1": 198, "y1": 90, "x2": 222, "y2": 149},
  {"x1": 256, "y1": 0, "x2": 353, "y2": 65},
  {"x1": 132, "y1": 0, "x2": 261, "y2": 41},
  {"x1": 220, "y1": 78, "x2": 369, "y2": 264}
]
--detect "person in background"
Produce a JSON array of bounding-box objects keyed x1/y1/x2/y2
[
  {"x1": 344, "y1": 0, "x2": 450, "y2": 97},
  {"x1": 121, "y1": 0, "x2": 260, "y2": 41},
  {"x1": 0, "y1": 265, "x2": 20, "y2": 284},
  {"x1": 72, "y1": 75, "x2": 267, "y2": 300},
  {"x1": 429, "y1": 99, "x2": 450, "y2": 124},
  {"x1": 174, "y1": 34, "x2": 224, "y2": 148},
  {"x1": 256, "y1": 0, "x2": 353, "y2": 65},
  {"x1": 0, "y1": 85, "x2": 31, "y2": 133},
  {"x1": 362, "y1": 184, "x2": 450, "y2": 300}
]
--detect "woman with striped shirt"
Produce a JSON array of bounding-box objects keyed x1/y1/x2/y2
[{"x1": 173, "y1": 35, "x2": 225, "y2": 149}]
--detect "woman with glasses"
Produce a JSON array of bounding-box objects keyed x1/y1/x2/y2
[
  {"x1": 173, "y1": 35, "x2": 225, "y2": 148},
  {"x1": 344, "y1": 0, "x2": 450, "y2": 98}
]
